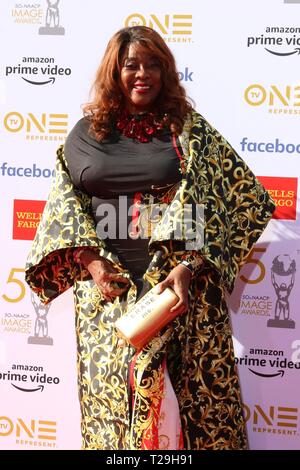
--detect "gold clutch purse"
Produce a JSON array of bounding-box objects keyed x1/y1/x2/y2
[{"x1": 115, "y1": 286, "x2": 179, "y2": 350}]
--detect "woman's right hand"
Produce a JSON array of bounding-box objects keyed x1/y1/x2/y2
[{"x1": 80, "y1": 250, "x2": 130, "y2": 302}]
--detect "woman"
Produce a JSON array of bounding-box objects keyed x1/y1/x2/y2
[{"x1": 25, "y1": 26, "x2": 275, "y2": 450}]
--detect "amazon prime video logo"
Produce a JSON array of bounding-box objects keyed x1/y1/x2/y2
[
  {"x1": 235, "y1": 347, "x2": 300, "y2": 379},
  {"x1": 247, "y1": 25, "x2": 300, "y2": 57},
  {"x1": 0, "y1": 364, "x2": 60, "y2": 393},
  {"x1": 5, "y1": 56, "x2": 71, "y2": 86}
]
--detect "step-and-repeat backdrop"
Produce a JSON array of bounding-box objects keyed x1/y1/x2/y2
[{"x1": 0, "y1": 0, "x2": 299, "y2": 450}]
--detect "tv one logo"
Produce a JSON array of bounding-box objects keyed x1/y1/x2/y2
[
  {"x1": 244, "y1": 84, "x2": 300, "y2": 112},
  {"x1": 0, "y1": 416, "x2": 57, "y2": 442},
  {"x1": 3, "y1": 112, "x2": 68, "y2": 140},
  {"x1": 244, "y1": 404, "x2": 298, "y2": 434},
  {"x1": 125, "y1": 13, "x2": 192, "y2": 36}
]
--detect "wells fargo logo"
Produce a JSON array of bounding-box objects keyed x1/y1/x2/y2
[
  {"x1": 124, "y1": 13, "x2": 193, "y2": 42},
  {"x1": 13, "y1": 200, "x2": 46, "y2": 241},
  {"x1": 257, "y1": 176, "x2": 297, "y2": 220},
  {"x1": 244, "y1": 84, "x2": 300, "y2": 115},
  {"x1": 3, "y1": 111, "x2": 68, "y2": 141},
  {"x1": 243, "y1": 403, "x2": 298, "y2": 436},
  {"x1": 0, "y1": 416, "x2": 56, "y2": 447}
]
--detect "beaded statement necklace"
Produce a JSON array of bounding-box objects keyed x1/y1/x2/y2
[{"x1": 116, "y1": 111, "x2": 169, "y2": 143}]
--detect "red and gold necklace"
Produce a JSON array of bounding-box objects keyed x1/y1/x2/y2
[{"x1": 116, "y1": 111, "x2": 168, "y2": 143}]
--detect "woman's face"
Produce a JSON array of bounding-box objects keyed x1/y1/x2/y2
[{"x1": 119, "y1": 43, "x2": 162, "y2": 114}]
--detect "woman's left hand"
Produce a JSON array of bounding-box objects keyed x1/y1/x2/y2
[{"x1": 154, "y1": 264, "x2": 192, "y2": 315}]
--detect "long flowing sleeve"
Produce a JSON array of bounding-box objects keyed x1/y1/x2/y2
[
  {"x1": 195, "y1": 116, "x2": 275, "y2": 292},
  {"x1": 25, "y1": 145, "x2": 109, "y2": 303}
]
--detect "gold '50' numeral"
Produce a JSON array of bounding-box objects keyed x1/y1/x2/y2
[
  {"x1": 2, "y1": 268, "x2": 26, "y2": 303},
  {"x1": 240, "y1": 248, "x2": 266, "y2": 284}
]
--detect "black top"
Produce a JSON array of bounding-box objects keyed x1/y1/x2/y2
[
  {"x1": 64, "y1": 117, "x2": 182, "y2": 277},
  {"x1": 64, "y1": 117, "x2": 181, "y2": 197}
]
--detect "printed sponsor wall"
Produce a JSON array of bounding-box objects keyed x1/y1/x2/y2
[{"x1": 0, "y1": 0, "x2": 299, "y2": 450}]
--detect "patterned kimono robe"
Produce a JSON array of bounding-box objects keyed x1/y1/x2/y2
[{"x1": 25, "y1": 111, "x2": 275, "y2": 450}]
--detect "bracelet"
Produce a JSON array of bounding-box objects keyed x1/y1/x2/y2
[
  {"x1": 180, "y1": 260, "x2": 194, "y2": 276},
  {"x1": 182, "y1": 253, "x2": 204, "y2": 273}
]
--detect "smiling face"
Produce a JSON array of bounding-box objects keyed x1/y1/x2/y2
[{"x1": 119, "y1": 43, "x2": 162, "y2": 114}]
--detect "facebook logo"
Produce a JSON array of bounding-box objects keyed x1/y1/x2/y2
[
  {"x1": 178, "y1": 67, "x2": 193, "y2": 82},
  {"x1": 0, "y1": 162, "x2": 55, "y2": 178},
  {"x1": 240, "y1": 137, "x2": 300, "y2": 154}
]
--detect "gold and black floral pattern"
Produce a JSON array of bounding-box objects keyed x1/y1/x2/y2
[{"x1": 25, "y1": 112, "x2": 275, "y2": 450}]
